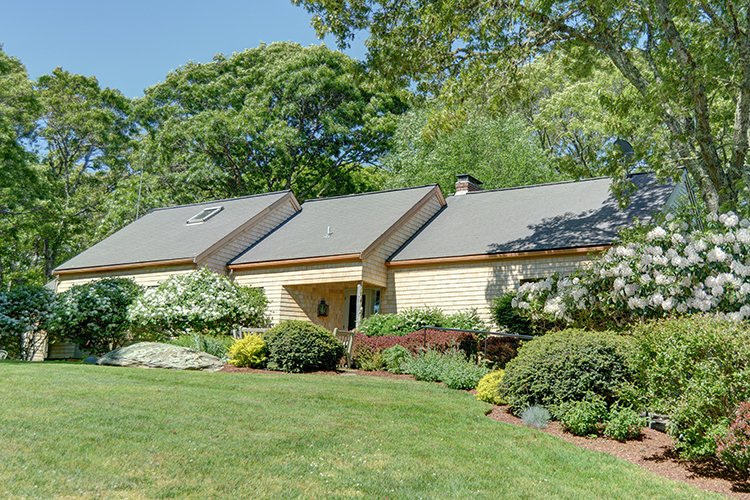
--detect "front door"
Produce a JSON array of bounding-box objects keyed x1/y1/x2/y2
[
  {"x1": 347, "y1": 295, "x2": 365, "y2": 332},
  {"x1": 344, "y1": 288, "x2": 381, "y2": 330}
]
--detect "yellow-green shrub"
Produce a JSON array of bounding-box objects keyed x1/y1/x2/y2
[
  {"x1": 476, "y1": 370, "x2": 506, "y2": 405},
  {"x1": 228, "y1": 334, "x2": 267, "y2": 368}
]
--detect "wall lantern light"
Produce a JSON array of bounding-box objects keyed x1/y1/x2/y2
[{"x1": 317, "y1": 298, "x2": 329, "y2": 317}]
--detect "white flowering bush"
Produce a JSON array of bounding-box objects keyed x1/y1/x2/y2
[
  {"x1": 127, "y1": 268, "x2": 269, "y2": 338},
  {"x1": 0, "y1": 286, "x2": 56, "y2": 360},
  {"x1": 48, "y1": 278, "x2": 142, "y2": 356},
  {"x1": 512, "y1": 211, "x2": 750, "y2": 330}
]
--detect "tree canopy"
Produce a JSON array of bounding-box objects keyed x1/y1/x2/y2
[
  {"x1": 136, "y1": 42, "x2": 407, "y2": 202},
  {"x1": 384, "y1": 108, "x2": 564, "y2": 195},
  {"x1": 296, "y1": 0, "x2": 750, "y2": 214}
]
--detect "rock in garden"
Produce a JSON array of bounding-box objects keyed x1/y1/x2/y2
[
  {"x1": 83, "y1": 356, "x2": 98, "y2": 364},
  {"x1": 96, "y1": 342, "x2": 223, "y2": 372}
]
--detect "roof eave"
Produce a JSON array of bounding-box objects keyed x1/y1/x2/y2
[
  {"x1": 386, "y1": 245, "x2": 611, "y2": 267},
  {"x1": 53, "y1": 257, "x2": 197, "y2": 276}
]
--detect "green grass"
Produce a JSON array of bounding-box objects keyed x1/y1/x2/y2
[{"x1": 0, "y1": 361, "x2": 722, "y2": 500}]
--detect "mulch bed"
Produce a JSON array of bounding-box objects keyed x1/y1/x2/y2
[{"x1": 220, "y1": 365, "x2": 750, "y2": 499}]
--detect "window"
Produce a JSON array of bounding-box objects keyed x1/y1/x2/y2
[{"x1": 186, "y1": 206, "x2": 223, "y2": 224}]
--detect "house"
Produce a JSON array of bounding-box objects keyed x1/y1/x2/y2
[
  {"x1": 51, "y1": 173, "x2": 682, "y2": 347},
  {"x1": 54, "y1": 190, "x2": 300, "y2": 292},
  {"x1": 228, "y1": 185, "x2": 445, "y2": 330},
  {"x1": 384, "y1": 173, "x2": 683, "y2": 318}
]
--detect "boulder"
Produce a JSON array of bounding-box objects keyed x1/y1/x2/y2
[{"x1": 97, "y1": 342, "x2": 223, "y2": 372}]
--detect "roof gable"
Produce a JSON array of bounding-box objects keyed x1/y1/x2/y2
[
  {"x1": 54, "y1": 191, "x2": 297, "y2": 273},
  {"x1": 389, "y1": 173, "x2": 678, "y2": 263},
  {"x1": 229, "y1": 185, "x2": 443, "y2": 267}
]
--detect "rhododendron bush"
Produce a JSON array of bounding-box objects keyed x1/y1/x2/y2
[
  {"x1": 512, "y1": 211, "x2": 750, "y2": 330},
  {"x1": 128, "y1": 268, "x2": 269, "y2": 337}
]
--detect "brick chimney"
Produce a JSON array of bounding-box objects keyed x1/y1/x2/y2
[{"x1": 454, "y1": 174, "x2": 483, "y2": 195}]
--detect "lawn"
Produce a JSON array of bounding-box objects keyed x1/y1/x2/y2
[{"x1": 0, "y1": 362, "x2": 723, "y2": 500}]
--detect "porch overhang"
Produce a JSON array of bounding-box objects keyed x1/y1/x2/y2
[{"x1": 227, "y1": 253, "x2": 362, "y2": 271}]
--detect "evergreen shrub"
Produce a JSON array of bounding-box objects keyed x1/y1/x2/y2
[
  {"x1": 500, "y1": 329, "x2": 634, "y2": 416},
  {"x1": 491, "y1": 292, "x2": 537, "y2": 335},
  {"x1": 264, "y1": 320, "x2": 344, "y2": 373}
]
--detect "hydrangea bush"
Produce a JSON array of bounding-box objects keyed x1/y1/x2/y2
[
  {"x1": 49, "y1": 278, "x2": 142, "y2": 356},
  {"x1": 128, "y1": 268, "x2": 269, "y2": 338},
  {"x1": 512, "y1": 211, "x2": 750, "y2": 329},
  {"x1": 0, "y1": 286, "x2": 56, "y2": 360}
]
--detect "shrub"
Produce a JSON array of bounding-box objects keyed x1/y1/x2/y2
[
  {"x1": 359, "y1": 308, "x2": 486, "y2": 337},
  {"x1": 443, "y1": 308, "x2": 486, "y2": 331},
  {"x1": 351, "y1": 329, "x2": 478, "y2": 365},
  {"x1": 168, "y1": 332, "x2": 233, "y2": 359},
  {"x1": 264, "y1": 320, "x2": 344, "y2": 373},
  {"x1": 520, "y1": 406, "x2": 551, "y2": 429},
  {"x1": 511, "y1": 211, "x2": 750, "y2": 330},
  {"x1": 0, "y1": 286, "x2": 55, "y2": 360},
  {"x1": 500, "y1": 329, "x2": 634, "y2": 416},
  {"x1": 482, "y1": 335, "x2": 521, "y2": 369},
  {"x1": 557, "y1": 397, "x2": 607, "y2": 437},
  {"x1": 49, "y1": 278, "x2": 141, "y2": 356},
  {"x1": 475, "y1": 371, "x2": 506, "y2": 405},
  {"x1": 356, "y1": 350, "x2": 384, "y2": 371},
  {"x1": 382, "y1": 345, "x2": 411, "y2": 374},
  {"x1": 128, "y1": 268, "x2": 269, "y2": 338},
  {"x1": 716, "y1": 402, "x2": 750, "y2": 477},
  {"x1": 491, "y1": 292, "x2": 536, "y2": 336},
  {"x1": 227, "y1": 333, "x2": 267, "y2": 368},
  {"x1": 631, "y1": 316, "x2": 750, "y2": 459},
  {"x1": 604, "y1": 406, "x2": 646, "y2": 442},
  {"x1": 406, "y1": 348, "x2": 490, "y2": 390}
]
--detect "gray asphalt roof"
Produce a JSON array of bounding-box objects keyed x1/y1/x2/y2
[
  {"x1": 389, "y1": 173, "x2": 677, "y2": 262},
  {"x1": 54, "y1": 191, "x2": 293, "y2": 272},
  {"x1": 230, "y1": 185, "x2": 439, "y2": 265}
]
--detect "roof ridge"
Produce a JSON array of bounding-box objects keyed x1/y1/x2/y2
[
  {"x1": 147, "y1": 190, "x2": 292, "y2": 214},
  {"x1": 301, "y1": 184, "x2": 439, "y2": 204}
]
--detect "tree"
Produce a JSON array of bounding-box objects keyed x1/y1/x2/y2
[
  {"x1": 295, "y1": 0, "x2": 750, "y2": 214},
  {"x1": 0, "y1": 286, "x2": 55, "y2": 360},
  {"x1": 383, "y1": 107, "x2": 564, "y2": 194},
  {"x1": 0, "y1": 46, "x2": 41, "y2": 288},
  {"x1": 136, "y1": 42, "x2": 407, "y2": 202},
  {"x1": 33, "y1": 69, "x2": 136, "y2": 280}
]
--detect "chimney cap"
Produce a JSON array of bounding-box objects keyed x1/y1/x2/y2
[{"x1": 456, "y1": 174, "x2": 483, "y2": 186}]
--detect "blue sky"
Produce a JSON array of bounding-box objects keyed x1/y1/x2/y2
[{"x1": 1, "y1": 0, "x2": 367, "y2": 98}]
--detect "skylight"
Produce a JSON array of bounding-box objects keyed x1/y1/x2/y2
[{"x1": 186, "y1": 206, "x2": 223, "y2": 224}]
